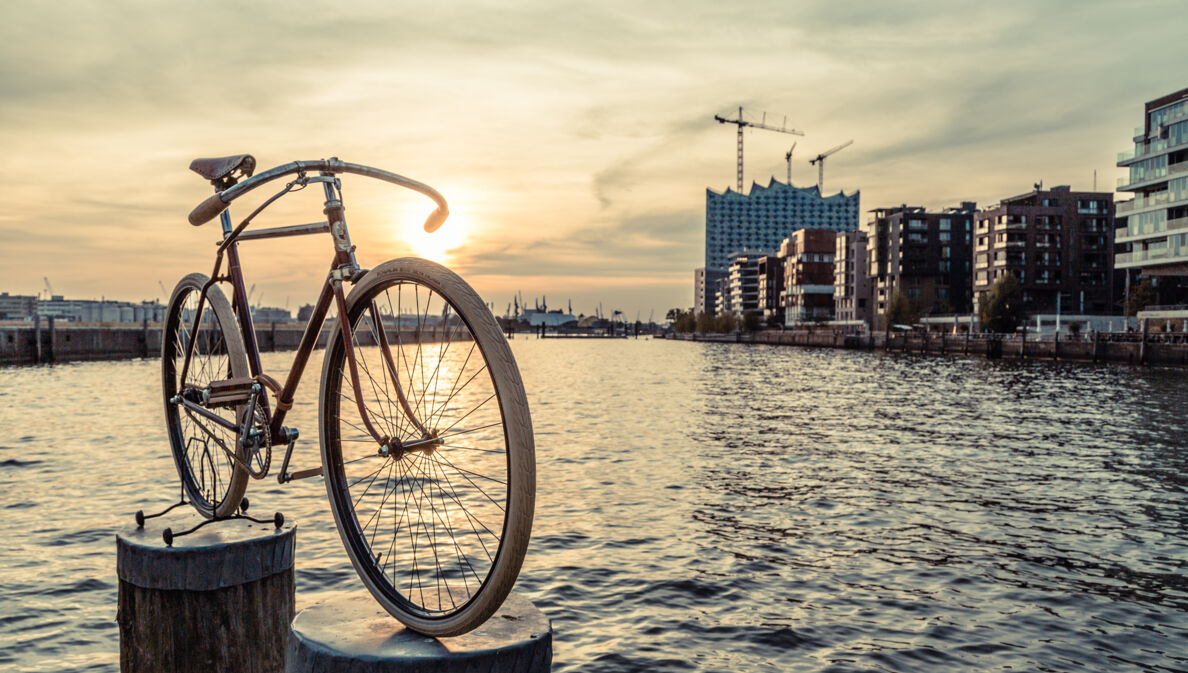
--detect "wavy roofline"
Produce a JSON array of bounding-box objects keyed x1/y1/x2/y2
[{"x1": 706, "y1": 177, "x2": 859, "y2": 200}]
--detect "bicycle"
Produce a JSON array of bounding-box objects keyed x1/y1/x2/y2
[{"x1": 161, "y1": 154, "x2": 535, "y2": 637}]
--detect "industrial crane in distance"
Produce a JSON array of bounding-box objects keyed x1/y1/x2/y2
[
  {"x1": 714, "y1": 107, "x2": 804, "y2": 193},
  {"x1": 785, "y1": 142, "x2": 797, "y2": 184},
  {"x1": 808, "y1": 140, "x2": 853, "y2": 195}
]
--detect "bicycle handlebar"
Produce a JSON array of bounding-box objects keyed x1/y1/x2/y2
[{"x1": 187, "y1": 158, "x2": 450, "y2": 232}]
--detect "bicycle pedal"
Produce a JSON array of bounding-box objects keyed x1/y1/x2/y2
[{"x1": 206, "y1": 377, "x2": 256, "y2": 407}]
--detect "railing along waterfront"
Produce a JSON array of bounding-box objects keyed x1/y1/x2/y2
[{"x1": 667, "y1": 326, "x2": 1188, "y2": 366}]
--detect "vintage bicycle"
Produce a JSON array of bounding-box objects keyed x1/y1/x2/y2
[{"x1": 161, "y1": 154, "x2": 534, "y2": 637}]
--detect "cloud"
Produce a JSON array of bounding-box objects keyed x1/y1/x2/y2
[{"x1": 2, "y1": 0, "x2": 1187, "y2": 314}]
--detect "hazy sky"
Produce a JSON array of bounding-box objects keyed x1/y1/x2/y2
[{"x1": 2, "y1": 1, "x2": 1185, "y2": 317}]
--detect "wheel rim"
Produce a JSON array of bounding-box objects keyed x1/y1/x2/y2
[
  {"x1": 163, "y1": 284, "x2": 243, "y2": 514},
  {"x1": 325, "y1": 278, "x2": 512, "y2": 620}
]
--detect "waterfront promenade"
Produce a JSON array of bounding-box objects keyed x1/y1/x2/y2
[{"x1": 669, "y1": 328, "x2": 1188, "y2": 366}]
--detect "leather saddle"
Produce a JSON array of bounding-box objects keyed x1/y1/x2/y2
[{"x1": 189, "y1": 154, "x2": 256, "y2": 186}]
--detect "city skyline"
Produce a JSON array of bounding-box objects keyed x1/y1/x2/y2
[{"x1": 2, "y1": 1, "x2": 1186, "y2": 316}]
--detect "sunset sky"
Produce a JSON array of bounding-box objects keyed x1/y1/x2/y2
[{"x1": 2, "y1": 1, "x2": 1185, "y2": 318}]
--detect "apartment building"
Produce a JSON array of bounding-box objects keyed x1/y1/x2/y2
[
  {"x1": 867, "y1": 203, "x2": 976, "y2": 329},
  {"x1": 834, "y1": 230, "x2": 872, "y2": 325},
  {"x1": 725, "y1": 251, "x2": 768, "y2": 316},
  {"x1": 973, "y1": 186, "x2": 1114, "y2": 315},
  {"x1": 780, "y1": 229, "x2": 837, "y2": 325},
  {"x1": 1115, "y1": 87, "x2": 1188, "y2": 305},
  {"x1": 756, "y1": 255, "x2": 784, "y2": 326}
]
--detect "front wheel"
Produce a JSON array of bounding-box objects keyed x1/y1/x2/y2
[{"x1": 320, "y1": 258, "x2": 535, "y2": 637}]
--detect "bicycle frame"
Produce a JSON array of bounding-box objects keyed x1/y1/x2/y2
[{"x1": 176, "y1": 165, "x2": 440, "y2": 482}]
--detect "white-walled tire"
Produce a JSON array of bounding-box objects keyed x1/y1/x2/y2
[{"x1": 320, "y1": 257, "x2": 535, "y2": 636}]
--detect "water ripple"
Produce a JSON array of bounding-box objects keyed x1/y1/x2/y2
[{"x1": 1, "y1": 343, "x2": 1187, "y2": 671}]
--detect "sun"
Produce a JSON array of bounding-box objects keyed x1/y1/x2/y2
[{"x1": 401, "y1": 206, "x2": 471, "y2": 264}]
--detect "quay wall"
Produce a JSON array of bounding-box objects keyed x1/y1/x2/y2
[
  {"x1": 0, "y1": 321, "x2": 473, "y2": 366},
  {"x1": 668, "y1": 330, "x2": 1188, "y2": 367},
  {"x1": 0, "y1": 322, "x2": 328, "y2": 366}
]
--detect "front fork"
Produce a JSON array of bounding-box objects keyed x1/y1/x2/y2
[{"x1": 331, "y1": 280, "x2": 439, "y2": 458}]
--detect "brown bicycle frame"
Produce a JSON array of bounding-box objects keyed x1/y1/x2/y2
[{"x1": 176, "y1": 177, "x2": 426, "y2": 475}]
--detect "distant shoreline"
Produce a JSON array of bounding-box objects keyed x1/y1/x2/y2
[{"x1": 665, "y1": 329, "x2": 1188, "y2": 367}]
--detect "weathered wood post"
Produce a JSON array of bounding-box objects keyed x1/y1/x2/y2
[
  {"x1": 1139, "y1": 318, "x2": 1148, "y2": 364},
  {"x1": 116, "y1": 511, "x2": 296, "y2": 672},
  {"x1": 47, "y1": 316, "x2": 56, "y2": 363},
  {"x1": 141, "y1": 315, "x2": 150, "y2": 358},
  {"x1": 33, "y1": 313, "x2": 42, "y2": 364},
  {"x1": 288, "y1": 590, "x2": 552, "y2": 673},
  {"x1": 1054, "y1": 331, "x2": 1059, "y2": 361}
]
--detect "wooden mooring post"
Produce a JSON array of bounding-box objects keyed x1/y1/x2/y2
[{"x1": 116, "y1": 510, "x2": 296, "y2": 672}]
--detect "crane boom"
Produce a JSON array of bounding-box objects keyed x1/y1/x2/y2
[
  {"x1": 808, "y1": 139, "x2": 854, "y2": 194},
  {"x1": 785, "y1": 142, "x2": 797, "y2": 183},
  {"x1": 714, "y1": 106, "x2": 804, "y2": 192}
]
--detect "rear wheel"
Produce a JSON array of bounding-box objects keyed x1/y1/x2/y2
[
  {"x1": 320, "y1": 257, "x2": 535, "y2": 637},
  {"x1": 162, "y1": 273, "x2": 249, "y2": 519}
]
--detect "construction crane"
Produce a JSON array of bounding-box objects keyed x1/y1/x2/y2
[
  {"x1": 808, "y1": 140, "x2": 853, "y2": 195},
  {"x1": 43, "y1": 277, "x2": 54, "y2": 300},
  {"x1": 714, "y1": 106, "x2": 804, "y2": 192},
  {"x1": 785, "y1": 142, "x2": 797, "y2": 183}
]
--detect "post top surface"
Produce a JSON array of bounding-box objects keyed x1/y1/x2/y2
[
  {"x1": 117, "y1": 509, "x2": 295, "y2": 552},
  {"x1": 116, "y1": 508, "x2": 296, "y2": 590},
  {"x1": 290, "y1": 590, "x2": 551, "y2": 664}
]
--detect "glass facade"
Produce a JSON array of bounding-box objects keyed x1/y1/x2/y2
[{"x1": 704, "y1": 178, "x2": 860, "y2": 272}]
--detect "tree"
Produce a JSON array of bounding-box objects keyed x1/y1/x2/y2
[
  {"x1": 885, "y1": 290, "x2": 919, "y2": 327},
  {"x1": 742, "y1": 310, "x2": 761, "y2": 332},
  {"x1": 715, "y1": 312, "x2": 737, "y2": 333},
  {"x1": 1127, "y1": 278, "x2": 1157, "y2": 317},
  {"x1": 696, "y1": 311, "x2": 716, "y2": 334},
  {"x1": 978, "y1": 272, "x2": 1024, "y2": 333}
]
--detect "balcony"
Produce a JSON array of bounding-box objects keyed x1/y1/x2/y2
[{"x1": 1117, "y1": 215, "x2": 1188, "y2": 243}]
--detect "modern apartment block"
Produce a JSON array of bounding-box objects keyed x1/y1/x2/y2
[
  {"x1": 834, "y1": 230, "x2": 871, "y2": 325},
  {"x1": 726, "y1": 251, "x2": 768, "y2": 316},
  {"x1": 973, "y1": 186, "x2": 1114, "y2": 315},
  {"x1": 756, "y1": 255, "x2": 784, "y2": 326},
  {"x1": 780, "y1": 229, "x2": 837, "y2": 325},
  {"x1": 698, "y1": 178, "x2": 859, "y2": 313},
  {"x1": 866, "y1": 203, "x2": 976, "y2": 329},
  {"x1": 693, "y1": 268, "x2": 726, "y2": 315},
  {"x1": 1115, "y1": 87, "x2": 1188, "y2": 305}
]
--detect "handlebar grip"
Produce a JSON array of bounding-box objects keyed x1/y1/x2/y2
[
  {"x1": 188, "y1": 193, "x2": 229, "y2": 226},
  {"x1": 423, "y1": 206, "x2": 449, "y2": 233}
]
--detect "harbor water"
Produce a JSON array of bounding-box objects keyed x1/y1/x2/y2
[{"x1": 2, "y1": 339, "x2": 1186, "y2": 671}]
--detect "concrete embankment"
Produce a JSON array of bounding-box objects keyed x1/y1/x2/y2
[
  {"x1": 667, "y1": 330, "x2": 1188, "y2": 367},
  {"x1": 0, "y1": 321, "x2": 327, "y2": 366},
  {"x1": 1, "y1": 320, "x2": 475, "y2": 366}
]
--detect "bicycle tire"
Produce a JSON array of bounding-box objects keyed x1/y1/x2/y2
[
  {"x1": 320, "y1": 257, "x2": 535, "y2": 637},
  {"x1": 162, "y1": 273, "x2": 250, "y2": 519}
]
